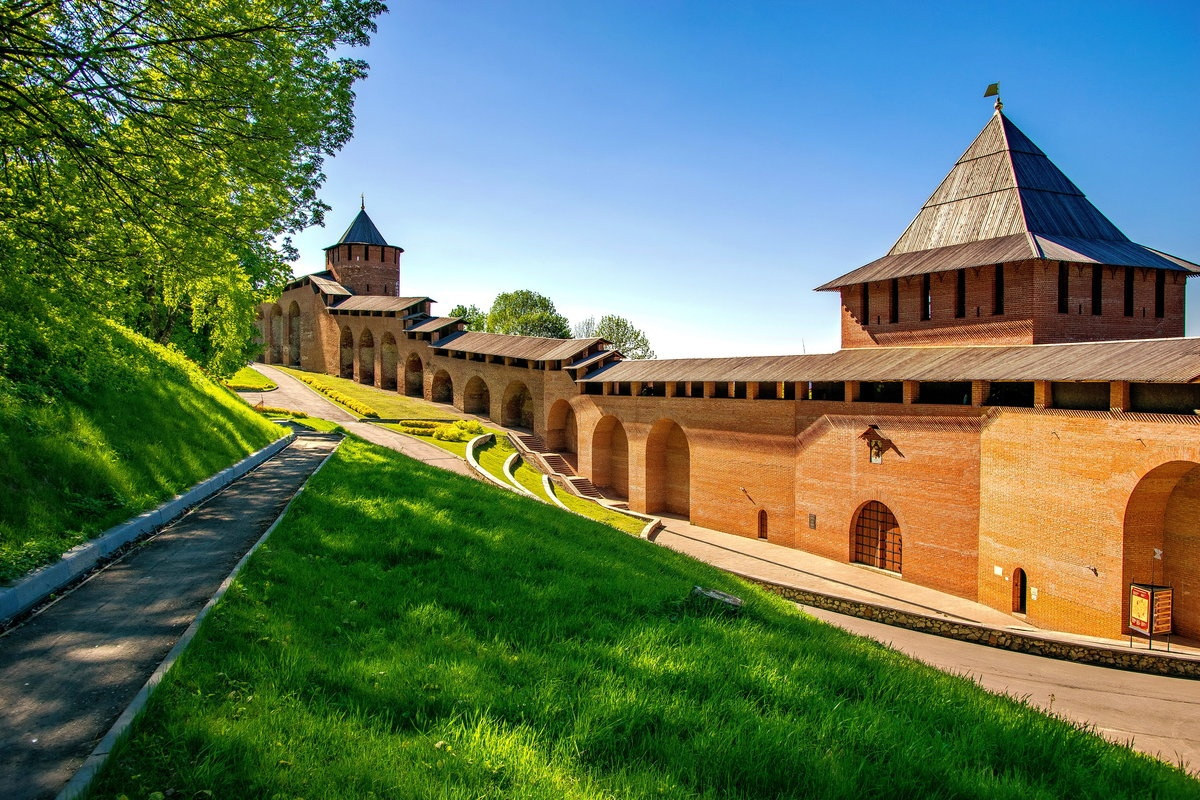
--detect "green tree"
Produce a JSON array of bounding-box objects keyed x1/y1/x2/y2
[
  {"x1": 572, "y1": 316, "x2": 597, "y2": 338},
  {"x1": 486, "y1": 290, "x2": 571, "y2": 338},
  {"x1": 594, "y1": 314, "x2": 655, "y2": 359},
  {"x1": 448, "y1": 304, "x2": 487, "y2": 331},
  {"x1": 0, "y1": 0, "x2": 385, "y2": 375}
]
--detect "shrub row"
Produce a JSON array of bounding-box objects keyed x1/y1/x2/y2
[
  {"x1": 396, "y1": 418, "x2": 485, "y2": 442},
  {"x1": 253, "y1": 406, "x2": 309, "y2": 418},
  {"x1": 293, "y1": 373, "x2": 379, "y2": 418}
]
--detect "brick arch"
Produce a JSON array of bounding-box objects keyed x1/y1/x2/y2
[
  {"x1": 357, "y1": 328, "x2": 375, "y2": 386},
  {"x1": 850, "y1": 500, "x2": 902, "y2": 574},
  {"x1": 339, "y1": 326, "x2": 354, "y2": 379},
  {"x1": 591, "y1": 415, "x2": 628, "y2": 499},
  {"x1": 286, "y1": 301, "x2": 301, "y2": 366},
  {"x1": 404, "y1": 353, "x2": 424, "y2": 397},
  {"x1": 464, "y1": 376, "x2": 491, "y2": 417},
  {"x1": 431, "y1": 369, "x2": 453, "y2": 404},
  {"x1": 1123, "y1": 461, "x2": 1200, "y2": 638},
  {"x1": 502, "y1": 381, "x2": 534, "y2": 430},
  {"x1": 546, "y1": 399, "x2": 577, "y2": 454},
  {"x1": 645, "y1": 418, "x2": 689, "y2": 516},
  {"x1": 380, "y1": 332, "x2": 398, "y2": 391},
  {"x1": 269, "y1": 304, "x2": 283, "y2": 364}
]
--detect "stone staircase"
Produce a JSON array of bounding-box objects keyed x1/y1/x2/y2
[
  {"x1": 510, "y1": 432, "x2": 607, "y2": 499},
  {"x1": 566, "y1": 476, "x2": 603, "y2": 499}
]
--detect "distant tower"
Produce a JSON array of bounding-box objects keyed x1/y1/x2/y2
[{"x1": 324, "y1": 199, "x2": 404, "y2": 296}]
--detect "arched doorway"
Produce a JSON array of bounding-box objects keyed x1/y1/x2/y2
[
  {"x1": 286, "y1": 301, "x2": 301, "y2": 366},
  {"x1": 339, "y1": 326, "x2": 354, "y2": 379},
  {"x1": 269, "y1": 305, "x2": 283, "y2": 363},
  {"x1": 646, "y1": 418, "x2": 690, "y2": 516},
  {"x1": 546, "y1": 399, "x2": 577, "y2": 454},
  {"x1": 591, "y1": 415, "x2": 628, "y2": 498},
  {"x1": 1123, "y1": 461, "x2": 1200, "y2": 638},
  {"x1": 358, "y1": 329, "x2": 375, "y2": 386},
  {"x1": 502, "y1": 381, "x2": 534, "y2": 430},
  {"x1": 431, "y1": 370, "x2": 453, "y2": 404},
  {"x1": 379, "y1": 333, "x2": 398, "y2": 391},
  {"x1": 404, "y1": 353, "x2": 424, "y2": 397},
  {"x1": 464, "y1": 376, "x2": 491, "y2": 417},
  {"x1": 1012, "y1": 568, "x2": 1027, "y2": 614},
  {"x1": 851, "y1": 501, "x2": 902, "y2": 574},
  {"x1": 758, "y1": 510, "x2": 768, "y2": 540}
]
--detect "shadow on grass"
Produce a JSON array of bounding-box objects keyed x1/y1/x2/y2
[{"x1": 89, "y1": 439, "x2": 1200, "y2": 799}]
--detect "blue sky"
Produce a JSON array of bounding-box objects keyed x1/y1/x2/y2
[{"x1": 291, "y1": 1, "x2": 1199, "y2": 358}]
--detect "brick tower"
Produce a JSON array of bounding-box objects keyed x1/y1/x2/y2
[
  {"x1": 324, "y1": 200, "x2": 404, "y2": 296},
  {"x1": 818, "y1": 108, "x2": 1197, "y2": 348}
]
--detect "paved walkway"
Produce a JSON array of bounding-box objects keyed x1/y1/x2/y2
[
  {"x1": 650, "y1": 519, "x2": 1200, "y2": 773},
  {"x1": 244, "y1": 366, "x2": 1200, "y2": 773},
  {"x1": 240, "y1": 364, "x2": 472, "y2": 477},
  {"x1": 0, "y1": 435, "x2": 339, "y2": 800}
]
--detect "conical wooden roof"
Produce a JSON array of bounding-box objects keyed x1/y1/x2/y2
[
  {"x1": 818, "y1": 111, "x2": 1198, "y2": 290},
  {"x1": 327, "y1": 207, "x2": 390, "y2": 248}
]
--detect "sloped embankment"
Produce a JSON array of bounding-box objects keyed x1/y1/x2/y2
[{"x1": 0, "y1": 294, "x2": 282, "y2": 582}]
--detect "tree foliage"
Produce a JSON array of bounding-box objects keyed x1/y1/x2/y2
[
  {"x1": 448, "y1": 304, "x2": 487, "y2": 331},
  {"x1": 485, "y1": 290, "x2": 571, "y2": 339},
  {"x1": 0, "y1": 0, "x2": 385, "y2": 375},
  {"x1": 575, "y1": 314, "x2": 655, "y2": 359}
]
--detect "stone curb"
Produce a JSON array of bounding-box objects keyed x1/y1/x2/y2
[
  {"x1": 465, "y1": 433, "x2": 522, "y2": 494},
  {"x1": 0, "y1": 432, "x2": 295, "y2": 626},
  {"x1": 739, "y1": 573, "x2": 1200, "y2": 680},
  {"x1": 55, "y1": 437, "x2": 343, "y2": 800},
  {"x1": 502, "y1": 453, "x2": 538, "y2": 498}
]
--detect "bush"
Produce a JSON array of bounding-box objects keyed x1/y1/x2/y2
[
  {"x1": 431, "y1": 419, "x2": 486, "y2": 442},
  {"x1": 292, "y1": 373, "x2": 379, "y2": 418}
]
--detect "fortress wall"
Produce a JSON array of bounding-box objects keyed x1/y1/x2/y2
[
  {"x1": 792, "y1": 408, "x2": 983, "y2": 600},
  {"x1": 566, "y1": 394, "x2": 798, "y2": 542},
  {"x1": 979, "y1": 411, "x2": 1200, "y2": 638}
]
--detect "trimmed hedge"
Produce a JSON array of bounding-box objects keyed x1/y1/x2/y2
[{"x1": 293, "y1": 373, "x2": 380, "y2": 418}]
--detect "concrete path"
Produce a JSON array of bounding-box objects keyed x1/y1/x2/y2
[
  {"x1": 241, "y1": 364, "x2": 472, "y2": 477},
  {"x1": 651, "y1": 519, "x2": 1200, "y2": 774},
  {"x1": 801, "y1": 606, "x2": 1200, "y2": 775},
  {"x1": 0, "y1": 435, "x2": 339, "y2": 800}
]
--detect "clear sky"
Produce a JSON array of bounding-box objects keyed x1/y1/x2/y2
[{"x1": 290, "y1": 1, "x2": 1199, "y2": 359}]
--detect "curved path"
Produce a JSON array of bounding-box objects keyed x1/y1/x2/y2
[
  {"x1": 240, "y1": 364, "x2": 471, "y2": 477},
  {"x1": 246, "y1": 363, "x2": 1200, "y2": 775}
]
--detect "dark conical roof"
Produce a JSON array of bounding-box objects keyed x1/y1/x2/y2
[
  {"x1": 818, "y1": 111, "x2": 1198, "y2": 290},
  {"x1": 330, "y1": 207, "x2": 389, "y2": 247}
]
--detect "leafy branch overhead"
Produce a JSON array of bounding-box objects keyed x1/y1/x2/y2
[
  {"x1": 0, "y1": 0, "x2": 386, "y2": 375},
  {"x1": 573, "y1": 314, "x2": 655, "y2": 359}
]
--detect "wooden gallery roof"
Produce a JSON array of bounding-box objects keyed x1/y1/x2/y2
[
  {"x1": 579, "y1": 338, "x2": 1200, "y2": 385},
  {"x1": 435, "y1": 331, "x2": 606, "y2": 364},
  {"x1": 818, "y1": 110, "x2": 1200, "y2": 290}
]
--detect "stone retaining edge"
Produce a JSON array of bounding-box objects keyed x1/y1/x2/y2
[
  {"x1": 502, "y1": 453, "x2": 538, "y2": 498},
  {"x1": 0, "y1": 432, "x2": 296, "y2": 626},
  {"x1": 737, "y1": 573, "x2": 1200, "y2": 679},
  {"x1": 56, "y1": 436, "x2": 342, "y2": 800}
]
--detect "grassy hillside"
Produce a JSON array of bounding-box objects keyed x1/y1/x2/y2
[
  {"x1": 0, "y1": 292, "x2": 283, "y2": 582},
  {"x1": 87, "y1": 437, "x2": 1197, "y2": 799}
]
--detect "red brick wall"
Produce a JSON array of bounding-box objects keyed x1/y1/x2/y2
[
  {"x1": 327, "y1": 244, "x2": 402, "y2": 297},
  {"x1": 979, "y1": 411, "x2": 1200, "y2": 637},
  {"x1": 256, "y1": 294, "x2": 1200, "y2": 640},
  {"x1": 792, "y1": 409, "x2": 983, "y2": 599},
  {"x1": 839, "y1": 262, "x2": 1185, "y2": 348}
]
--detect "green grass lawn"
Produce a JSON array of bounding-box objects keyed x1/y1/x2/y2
[
  {"x1": 274, "y1": 365, "x2": 460, "y2": 420},
  {"x1": 0, "y1": 305, "x2": 283, "y2": 583},
  {"x1": 223, "y1": 366, "x2": 278, "y2": 392},
  {"x1": 86, "y1": 438, "x2": 1198, "y2": 799}
]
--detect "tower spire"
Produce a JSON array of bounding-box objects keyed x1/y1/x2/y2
[
  {"x1": 360, "y1": 193, "x2": 365, "y2": 211},
  {"x1": 984, "y1": 82, "x2": 1003, "y2": 112}
]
